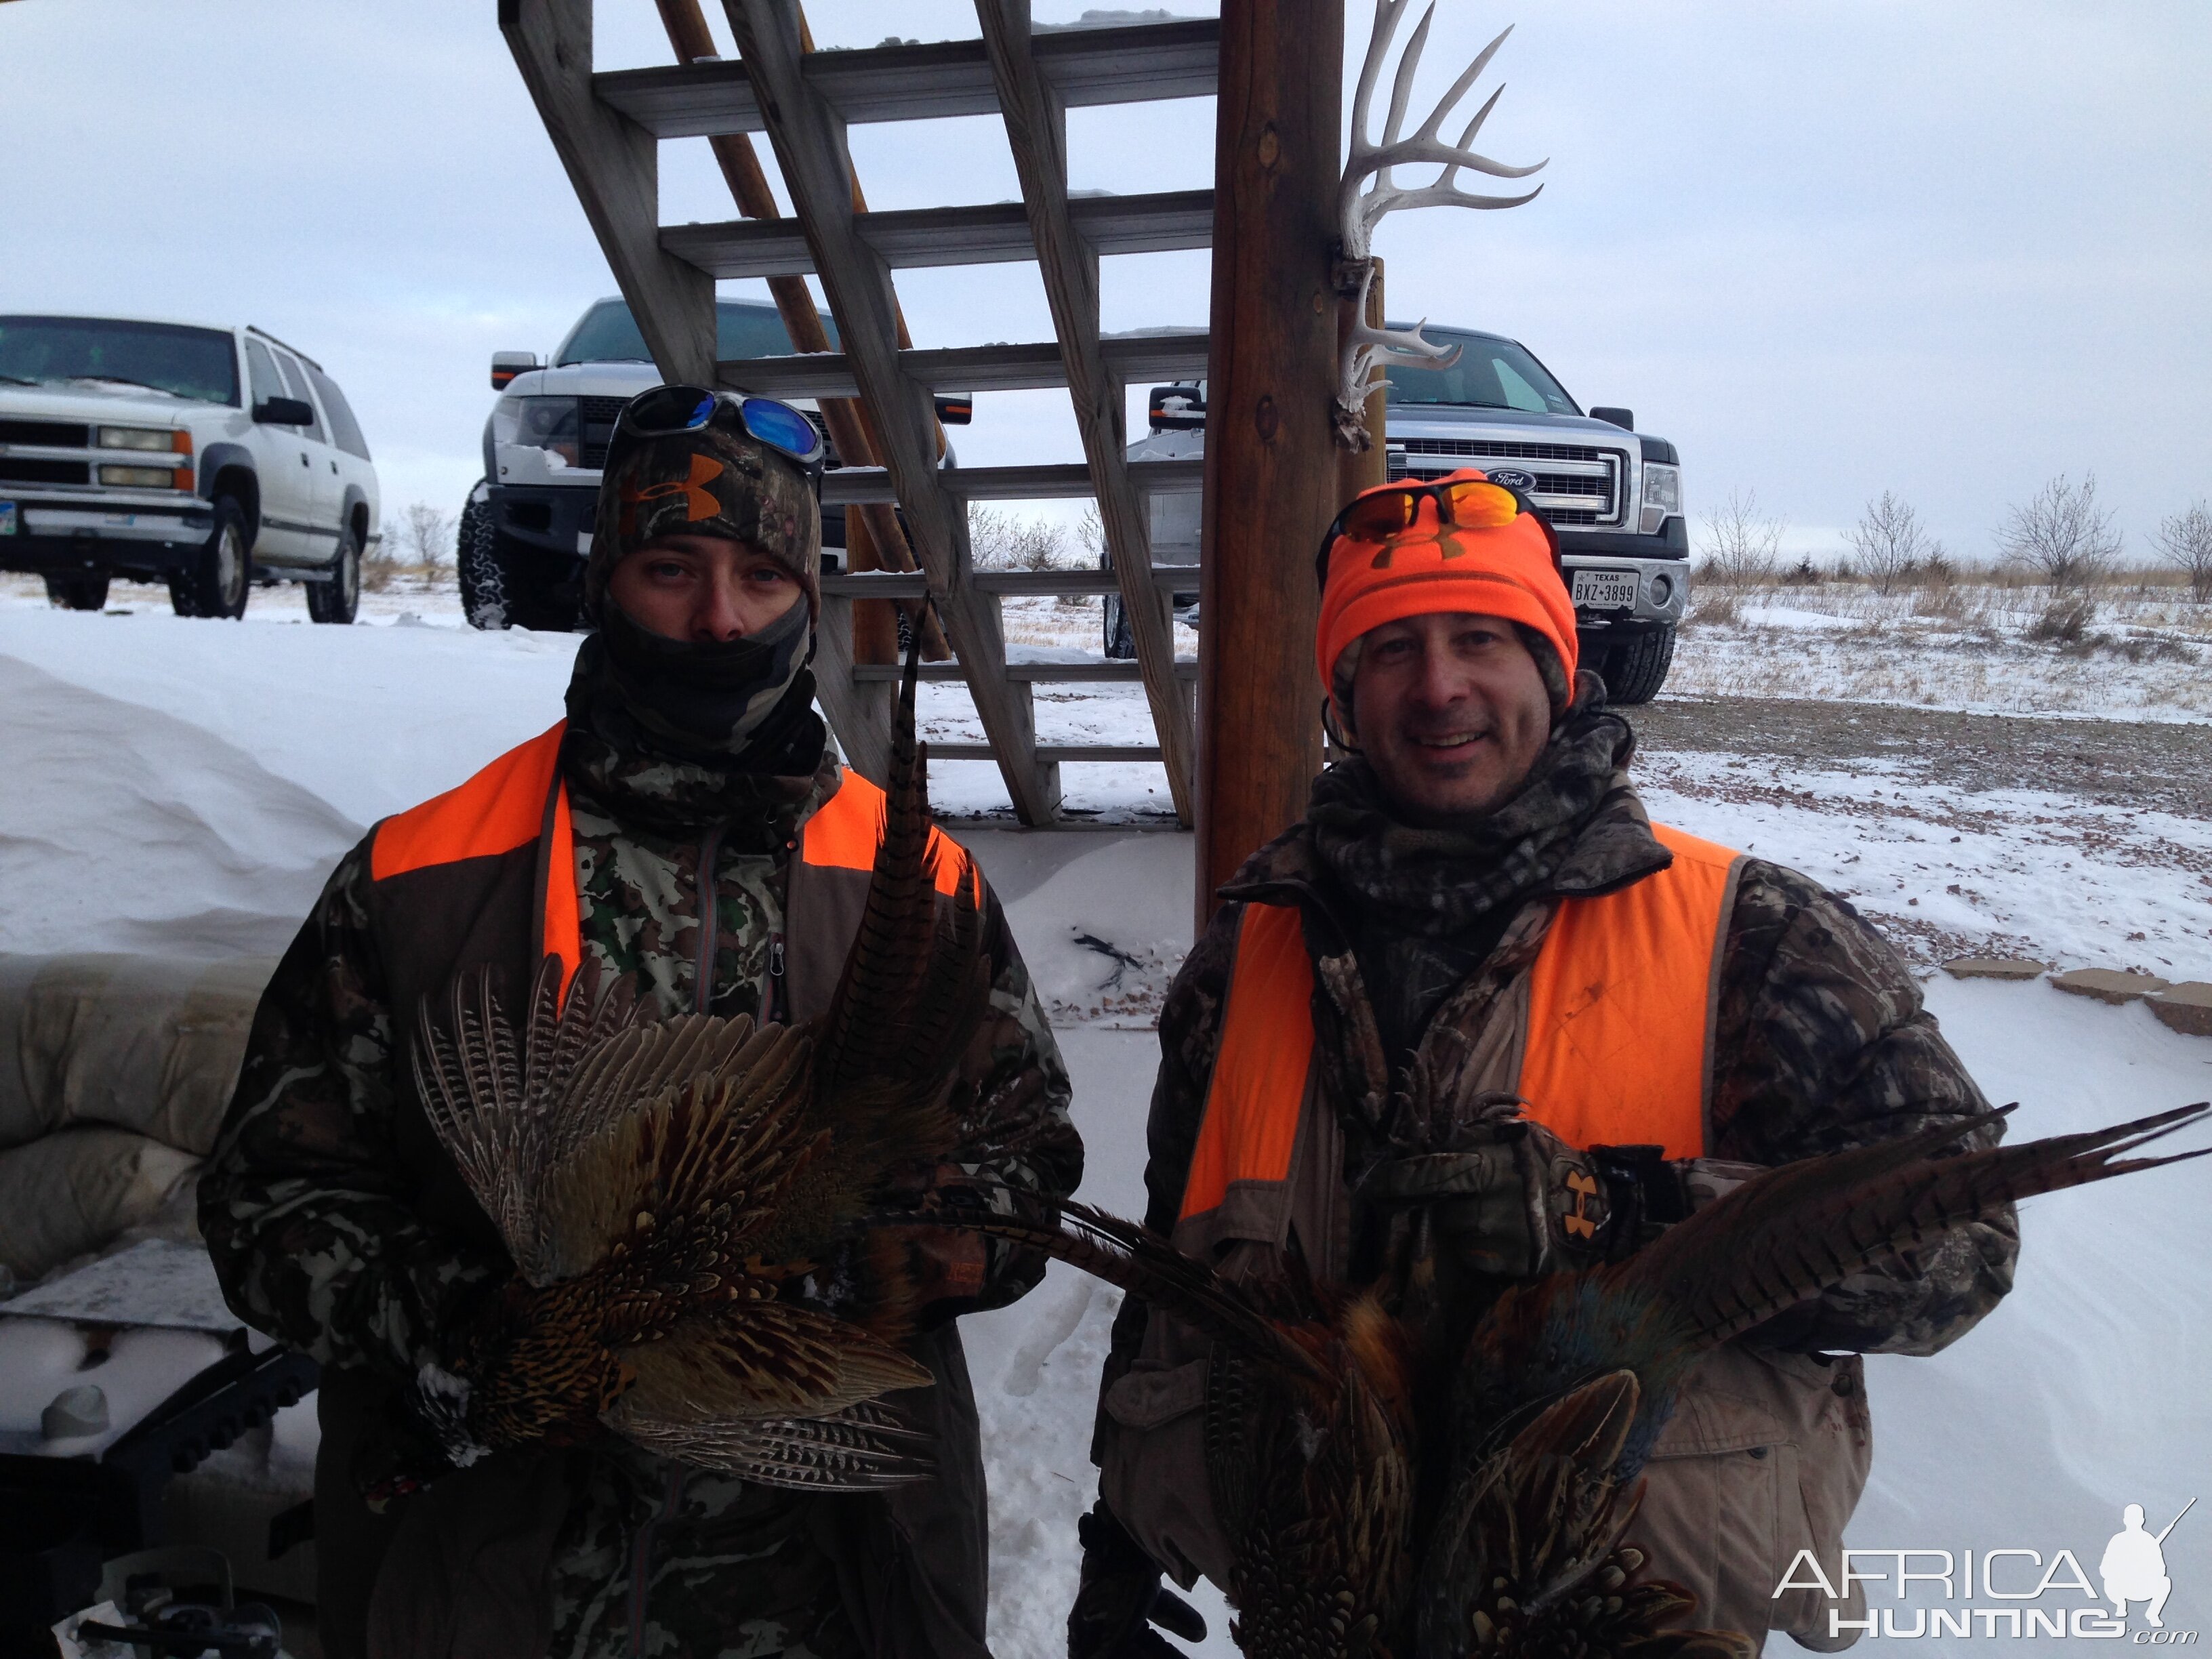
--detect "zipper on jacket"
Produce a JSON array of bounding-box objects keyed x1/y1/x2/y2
[
  {"x1": 768, "y1": 933, "x2": 786, "y2": 1024},
  {"x1": 627, "y1": 1465, "x2": 685, "y2": 1654},
  {"x1": 695, "y1": 825, "x2": 724, "y2": 1016}
]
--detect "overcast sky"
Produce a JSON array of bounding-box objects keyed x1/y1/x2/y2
[{"x1": 3, "y1": 0, "x2": 2206, "y2": 561}]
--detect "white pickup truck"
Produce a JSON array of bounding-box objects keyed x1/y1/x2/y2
[
  {"x1": 0, "y1": 314, "x2": 380, "y2": 621},
  {"x1": 1118, "y1": 326, "x2": 1689, "y2": 703}
]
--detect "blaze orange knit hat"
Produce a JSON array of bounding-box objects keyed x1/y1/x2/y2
[{"x1": 1315, "y1": 469, "x2": 1578, "y2": 699}]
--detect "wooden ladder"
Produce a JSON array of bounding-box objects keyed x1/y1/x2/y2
[{"x1": 500, "y1": 0, "x2": 1218, "y2": 825}]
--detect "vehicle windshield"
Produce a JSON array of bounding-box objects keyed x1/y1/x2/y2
[
  {"x1": 1382, "y1": 328, "x2": 1580, "y2": 417},
  {"x1": 0, "y1": 316, "x2": 240, "y2": 405},
  {"x1": 552, "y1": 299, "x2": 839, "y2": 367}
]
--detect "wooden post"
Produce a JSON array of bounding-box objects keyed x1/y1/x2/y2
[{"x1": 1195, "y1": 0, "x2": 1344, "y2": 930}]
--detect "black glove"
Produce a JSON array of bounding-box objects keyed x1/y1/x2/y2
[
  {"x1": 1357, "y1": 1118, "x2": 1644, "y2": 1278},
  {"x1": 1070, "y1": 1503, "x2": 1208, "y2": 1659}
]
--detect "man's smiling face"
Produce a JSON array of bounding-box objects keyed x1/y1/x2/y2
[{"x1": 1348, "y1": 611, "x2": 1555, "y2": 825}]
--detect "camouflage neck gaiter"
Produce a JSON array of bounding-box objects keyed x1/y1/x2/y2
[
  {"x1": 560, "y1": 601, "x2": 830, "y2": 840},
  {"x1": 590, "y1": 596, "x2": 813, "y2": 761}
]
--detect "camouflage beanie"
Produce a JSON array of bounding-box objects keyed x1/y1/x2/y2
[{"x1": 586, "y1": 419, "x2": 822, "y2": 623}]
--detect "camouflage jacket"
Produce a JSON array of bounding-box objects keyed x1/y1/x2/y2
[
  {"x1": 201, "y1": 722, "x2": 1079, "y2": 1659},
  {"x1": 1105, "y1": 755, "x2": 2018, "y2": 1397}
]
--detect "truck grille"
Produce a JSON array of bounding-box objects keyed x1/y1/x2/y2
[
  {"x1": 1390, "y1": 437, "x2": 1625, "y2": 527},
  {"x1": 0, "y1": 419, "x2": 89, "y2": 447},
  {"x1": 0, "y1": 457, "x2": 92, "y2": 485},
  {"x1": 579, "y1": 396, "x2": 630, "y2": 470},
  {"x1": 1397, "y1": 436, "x2": 1605, "y2": 462}
]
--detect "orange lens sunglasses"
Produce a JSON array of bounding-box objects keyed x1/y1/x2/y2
[{"x1": 1315, "y1": 476, "x2": 1551, "y2": 586}]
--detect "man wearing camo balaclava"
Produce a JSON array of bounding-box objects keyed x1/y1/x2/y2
[{"x1": 201, "y1": 391, "x2": 1080, "y2": 1658}]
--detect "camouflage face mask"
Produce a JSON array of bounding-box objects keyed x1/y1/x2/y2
[{"x1": 590, "y1": 595, "x2": 815, "y2": 762}]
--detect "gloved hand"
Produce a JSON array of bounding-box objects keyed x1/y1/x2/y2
[
  {"x1": 1069, "y1": 1503, "x2": 1208, "y2": 1659},
  {"x1": 1357, "y1": 1118, "x2": 1638, "y2": 1279}
]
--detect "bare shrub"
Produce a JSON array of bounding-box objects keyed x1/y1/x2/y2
[
  {"x1": 1996, "y1": 473, "x2": 2122, "y2": 590},
  {"x1": 969, "y1": 507, "x2": 1069, "y2": 572},
  {"x1": 1912, "y1": 583, "x2": 1969, "y2": 621},
  {"x1": 2026, "y1": 592, "x2": 2097, "y2": 646},
  {"x1": 365, "y1": 502, "x2": 458, "y2": 591},
  {"x1": 1912, "y1": 548, "x2": 1959, "y2": 588},
  {"x1": 1067, "y1": 504, "x2": 1108, "y2": 609},
  {"x1": 1845, "y1": 490, "x2": 1941, "y2": 596},
  {"x1": 1696, "y1": 489, "x2": 1786, "y2": 587},
  {"x1": 1690, "y1": 590, "x2": 1740, "y2": 626},
  {"x1": 2154, "y1": 499, "x2": 2212, "y2": 603}
]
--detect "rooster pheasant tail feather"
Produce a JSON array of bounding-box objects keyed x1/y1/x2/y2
[{"x1": 817, "y1": 636, "x2": 992, "y2": 1097}]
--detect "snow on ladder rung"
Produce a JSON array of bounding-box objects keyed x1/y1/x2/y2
[{"x1": 594, "y1": 20, "x2": 1221, "y2": 140}]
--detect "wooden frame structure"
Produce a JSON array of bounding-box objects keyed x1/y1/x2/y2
[{"x1": 500, "y1": 0, "x2": 1232, "y2": 827}]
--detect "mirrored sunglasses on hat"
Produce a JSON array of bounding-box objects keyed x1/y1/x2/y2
[
  {"x1": 1314, "y1": 474, "x2": 1559, "y2": 586},
  {"x1": 613, "y1": 384, "x2": 827, "y2": 472}
]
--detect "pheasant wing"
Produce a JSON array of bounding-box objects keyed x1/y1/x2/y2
[
  {"x1": 613, "y1": 1401, "x2": 937, "y2": 1490},
  {"x1": 607, "y1": 1301, "x2": 933, "y2": 1427},
  {"x1": 535, "y1": 1021, "x2": 817, "y2": 1286},
  {"x1": 412, "y1": 958, "x2": 637, "y2": 1279}
]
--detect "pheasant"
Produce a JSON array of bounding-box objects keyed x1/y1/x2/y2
[
  {"x1": 941, "y1": 1101, "x2": 2209, "y2": 1658},
  {"x1": 407, "y1": 642, "x2": 994, "y2": 1490}
]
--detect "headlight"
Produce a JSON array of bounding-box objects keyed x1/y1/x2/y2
[
  {"x1": 493, "y1": 396, "x2": 581, "y2": 467},
  {"x1": 100, "y1": 464, "x2": 182, "y2": 487},
  {"x1": 1639, "y1": 463, "x2": 1682, "y2": 535},
  {"x1": 98, "y1": 425, "x2": 175, "y2": 453}
]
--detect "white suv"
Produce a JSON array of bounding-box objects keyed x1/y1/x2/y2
[{"x1": 0, "y1": 314, "x2": 381, "y2": 620}]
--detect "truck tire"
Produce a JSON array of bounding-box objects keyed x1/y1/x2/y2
[
  {"x1": 459, "y1": 487, "x2": 577, "y2": 631},
  {"x1": 43, "y1": 571, "x2": 110, "y2": 611},
  {"x1": 171, "y1": 496, "x2": 251, "y2": 619},
  {"x1": 1103, "y1": 594, "x2": 1134, "y2": 659},
  {"x1": 306, "y1": 525, "x2": 361, "y2": 624},
  {"x1": 1597, "y1": 624, "x2": 1675, "y2": 705}
]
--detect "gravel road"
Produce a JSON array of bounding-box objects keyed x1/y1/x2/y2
[{"x1": 1627, "y1": 697, "x2": 2211, "y2": 821}]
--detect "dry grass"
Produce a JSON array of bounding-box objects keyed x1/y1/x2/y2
[{"x1": 1668, "y1": 574, "x2": 2212, "y2": 719}]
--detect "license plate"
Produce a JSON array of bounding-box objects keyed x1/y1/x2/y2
[
  {"x1": 1571, "y1": 568, "x2": 1637, "y2": 611},
  {"x1": 0, "y1": 501, "x2": 15, "y2": 537}
]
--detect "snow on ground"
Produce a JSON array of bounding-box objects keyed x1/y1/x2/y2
[
  {"x1": 3, "y1": 573, "x2": 2209, "y2": 1652},
  {"x1": 1672, "y1": 581, "x2": 2212, "y2": 722}
]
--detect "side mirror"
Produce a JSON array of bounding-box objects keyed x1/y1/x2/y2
[
  {"x1": 1589, "y1": 406, "x2": 1636, "y2": 432},
  {"x1": 933, "y1": 393, "x2": 973, "y2": 426},
  {"x1": 251, "y1": 396, "x2": 315, "y2": 426},
  {"x1": 1148, "y1": 383, "x2": 1206, "y2": 430},
  {"x1": 491, "y1": 351, "x2": 541, "y2": 390}
]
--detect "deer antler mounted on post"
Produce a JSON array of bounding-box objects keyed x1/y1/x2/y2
[{"x1": 1334, "y1": 2, "x2": 1547, "y2": 449}]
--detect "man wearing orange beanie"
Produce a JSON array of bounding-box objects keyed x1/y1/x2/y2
[{"x1": 1071, "y1": 471, "x2": 2013, "y2": 1656}]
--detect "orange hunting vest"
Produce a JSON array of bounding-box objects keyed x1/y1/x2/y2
[
  {"x1": 1178, "y1": 823, "x2": 1743, "y2": 1224},
  {"x1": 369, "y1": 720, "x2": 970, "y2": 999}
]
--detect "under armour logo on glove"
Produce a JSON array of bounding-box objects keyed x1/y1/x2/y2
[{"x1": 1561, "y1": 1168, "x2": 1605, "y2": 1240}]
